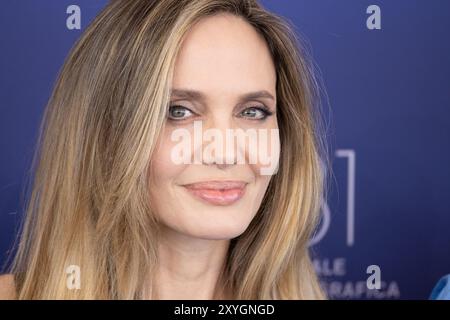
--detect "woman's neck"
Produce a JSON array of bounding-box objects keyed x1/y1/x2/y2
[{"x1": 149, "y1": 226, "x2": 231, "y2": 299}]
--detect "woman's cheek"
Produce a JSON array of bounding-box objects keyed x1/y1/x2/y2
[{"x1": 151, "y1": 128, "x2": 188, "y2": 184}]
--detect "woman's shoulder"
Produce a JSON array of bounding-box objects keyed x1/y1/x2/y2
[
  {"x1": 430, "y1": 274, "x2": 450, "y2": 300},
  {"x1": 0, "y1": 274, "x2": 16, "y2": 300}
]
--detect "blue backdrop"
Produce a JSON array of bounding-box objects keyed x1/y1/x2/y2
[{"x1": 1, "y1": 0, "x2": 449, "y2": 299}]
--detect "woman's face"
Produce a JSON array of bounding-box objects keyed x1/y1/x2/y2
[{"x1": 149, "y1": 13, "x2": 279, "y2": 240}]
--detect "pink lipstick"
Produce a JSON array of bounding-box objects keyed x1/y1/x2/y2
[{"x1": 182, "y1": 180, "x2": 247, "y2": 206}]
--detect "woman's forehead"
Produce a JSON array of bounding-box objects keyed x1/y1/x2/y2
[{"x1": 171, "y1": 14, "x2": 276, "y2": 98}]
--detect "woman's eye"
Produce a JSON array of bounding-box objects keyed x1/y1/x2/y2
[
  {"x1": 167, "y1": 105, "x2": 194, "y2": 120},
  {"x1": 239, "y1": 106, "x2": 273, "y2": 120}
]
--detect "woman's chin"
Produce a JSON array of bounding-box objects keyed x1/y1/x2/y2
[{"x1": 182, "y1": 222, "x2": 249, "y2": 240}]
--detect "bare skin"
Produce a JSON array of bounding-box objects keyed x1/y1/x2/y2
[
  {"x1": 0, "y1": 274, "x2": 15, "y2": 299},
  {"x1": 150, "y1": 224, "x2": 231, "y2": 299}
]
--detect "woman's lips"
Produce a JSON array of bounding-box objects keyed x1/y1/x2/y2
[{"x1": 182, "y1": 180, "x2": 247, "y2": 206}]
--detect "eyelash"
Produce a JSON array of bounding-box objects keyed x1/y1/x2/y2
[{"x1": 167, "y1": 104, "x2": 274, "y2": 121}]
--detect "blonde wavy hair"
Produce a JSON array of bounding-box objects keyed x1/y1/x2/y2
[{"x1": 7, "y1": 0, "x2": 329, "y2": 299}]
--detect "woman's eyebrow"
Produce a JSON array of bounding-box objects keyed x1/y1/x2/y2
[{"x1": 169, "y1": 88, "x2": 275, "y2": 102}]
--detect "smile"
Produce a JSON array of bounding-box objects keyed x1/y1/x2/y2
[{"x1": 182, "y1": 180, "x2": 247, "y2": 206}]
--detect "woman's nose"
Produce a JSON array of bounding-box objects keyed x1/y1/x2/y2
[{"x1": 200, "y1": 114, "x2": 242, "y2": 168}]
